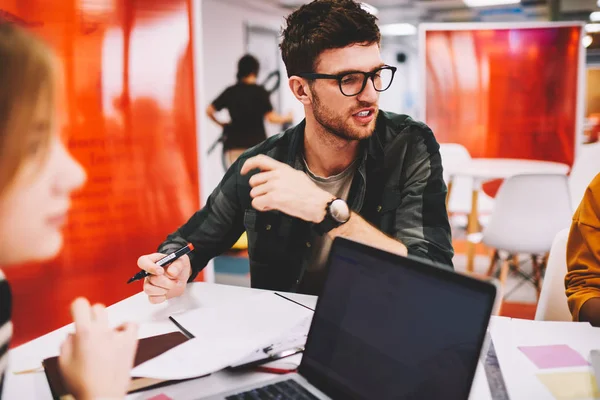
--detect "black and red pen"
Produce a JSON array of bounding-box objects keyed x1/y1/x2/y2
[{"x1": 127, "y1": 243, "x2": 194, "y2": 284}]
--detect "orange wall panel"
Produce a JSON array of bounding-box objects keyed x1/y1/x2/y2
[
  {"x1": 425, "y1": 26, "x2": 580, "y2": 166},
  {"x1": 1, "y1": 0, "x2": 200, "y2": 346}
]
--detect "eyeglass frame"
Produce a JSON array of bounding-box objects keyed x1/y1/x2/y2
[{"x1": 296, "y1": 65, "x2": 397, "y2": 97}]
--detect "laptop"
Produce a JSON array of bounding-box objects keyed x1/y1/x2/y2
[{"x1": 204, "y1": 237, "x2": 497, "y2": 400}]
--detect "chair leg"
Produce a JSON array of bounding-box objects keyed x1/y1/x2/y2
[
  {"x1": 511, "y1": 254, "x2": 520, "y2": 272},
  {"x1": 446, "y1": 179, "x2": 453, "y2": 209},
  {"x1": 531, "y1": 255, "x2": 542, "y2": 299},
  {"x1": 495, "y1": 258, "x2": 511, "y2": 314},
  {"x1": 540, "y1": 253, "x2": 549, "y2": 289},
  {"x1": 487, "y1": 249, "x2": 499, "y2": 277},
  {"x1": 499, "y1": 258, "x2": 510, "y2": 287},
  {"x1": 542, "y1": 253, "x2": 549, "y2": 272}
]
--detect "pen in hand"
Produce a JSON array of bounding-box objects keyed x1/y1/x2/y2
[{"x1": 127, "y1": 243, "x2": 194, "y2": 284}]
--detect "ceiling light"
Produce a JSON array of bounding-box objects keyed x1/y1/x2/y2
[
  {"x1": 463, "y1": 0, "x2": 520, "y2": 7},
  {"x1": 586, "y1": 23, "x2": 600, "y2": 33},
  {"x1": 598, "y1": 0, "x2": 600, "y2": 7},
  {"x1": 360, "y1": 2, "x2": 378, "y2": 16},
  {"x1": 591, "y1": 11, "x2": 600, "y2": 22},
  {"x1": 584, "y1": 35, "x2": 593, "y2": 48},
  {"x1": 379, "y1": 23, "x2": 417, "y2": 36}
]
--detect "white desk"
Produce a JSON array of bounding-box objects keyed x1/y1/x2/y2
[
  {"x1": 447, "y1": 159, "x2": 570, "y2": 182},
  {"x1": 4, "y1": 283, "x2": 317, "y2": 399},
  {"x1": 4, "y1": 282, "x2": 491, "y2": 400},
  {"x1": 445, "y1": 158, "x2": 570, "y2": 272}
]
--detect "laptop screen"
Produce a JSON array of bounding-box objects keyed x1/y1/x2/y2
[{"x1": 299, "y1": 238, "x2": 496, "y2": 400}]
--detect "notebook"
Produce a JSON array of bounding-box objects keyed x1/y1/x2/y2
[{"x1": 43, "y1": 331, "x2": 195, "y2": 400}]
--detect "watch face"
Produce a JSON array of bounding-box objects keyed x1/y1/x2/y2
[{"x1": 330, "y1": 199, "x2": 350, "y2": 223}]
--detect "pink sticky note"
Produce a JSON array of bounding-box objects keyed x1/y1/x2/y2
[
  {"x1": 147, "y1": 395, "x2": 172, "y2": 400},
  {"x1": 518, "y1": 344, "x2": 589, "y2": 369}
]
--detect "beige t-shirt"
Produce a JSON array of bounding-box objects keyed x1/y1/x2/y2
[{"x1": 299, "y1": 157, "x2": 357, "y2": 295}]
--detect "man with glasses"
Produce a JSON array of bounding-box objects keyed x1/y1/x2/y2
[{"x1": 137, "y1": 0, "x2": 454, "y2": 300}]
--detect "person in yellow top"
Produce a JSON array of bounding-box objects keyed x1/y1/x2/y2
[{"x1": 565, "y1": 172, "x2": 600, "y2": 325}]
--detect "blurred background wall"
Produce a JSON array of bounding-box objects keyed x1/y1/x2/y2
[{"x1": 1, "y1": 0, "x2": 200, "y2": 345}]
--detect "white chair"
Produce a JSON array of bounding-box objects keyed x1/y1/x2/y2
[
  {"x1": 439, "y1": 143, "x2": 495, "y2": 227},
  {"x1": 535, "y1": 228, "x2": 572, "y2": 321},
  {"x1": 483, "y1": 174, "x2": 572, "y2": 297},
  {"x1": 439, "y1": 143, "x2": 470, "y2": 183},
  {"x1": 569, "y1": 142, "x2": 600, "y2": 212}
]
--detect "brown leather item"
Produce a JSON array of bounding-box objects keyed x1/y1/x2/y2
[{"x1": 43, "y1": 331, "x2": 198, "y2": 399}]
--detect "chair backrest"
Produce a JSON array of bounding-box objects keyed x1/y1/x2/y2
[
  {"x1": 482, "y1": 174, "x2": 572, "y2": 254},
  {"x1": 569, "y1": 142, "x2": 600, "y2": 211},
  {"x1": 438, "y1": 143, "x2": 471, "y2": 184},
  {"x1": 438, "y1": 143, "x2": 495, "y2": 215},
  {"x1": 535, "y1": 228, "x2": 572, "y2": 321}
]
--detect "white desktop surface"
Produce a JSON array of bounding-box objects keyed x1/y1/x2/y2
[{"x1": 4, "y1": 282, "x2": 490, "y2": 400}]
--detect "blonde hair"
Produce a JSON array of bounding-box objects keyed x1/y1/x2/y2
[{"x1": 0, "y1": 23, "x2": 56, "y2": 195}]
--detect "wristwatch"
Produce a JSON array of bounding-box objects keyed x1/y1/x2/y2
[{"x1": 314, "y1": 198, "x2": 351, "y2": 235}]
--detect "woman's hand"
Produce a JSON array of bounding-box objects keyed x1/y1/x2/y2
[{"x1": 58, "y1": 298, "x2": 138, "y2": 400}]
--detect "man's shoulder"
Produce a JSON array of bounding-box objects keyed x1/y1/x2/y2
[
  {"x1": 588, "y1": 173, "x2": 600, "y2": 193},
  {"x1": 376, "y1": 111, "x2": 439, "y2": 152}
]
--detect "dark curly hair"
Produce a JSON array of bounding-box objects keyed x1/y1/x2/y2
[{"x1": 280, "y1": 0, "x2": 380, "y2": 78}]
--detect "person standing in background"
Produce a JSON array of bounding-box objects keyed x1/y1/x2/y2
[
  {"x1": 206, "y1": 54, "x2": 293, "y2": 167},
  {"x1": 0, "y1": 23, "x2": 137, "y2": 399}
]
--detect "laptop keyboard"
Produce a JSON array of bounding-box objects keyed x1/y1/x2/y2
[{"x1": 225, "y1": 379, "x2": 320, "y2": 400}]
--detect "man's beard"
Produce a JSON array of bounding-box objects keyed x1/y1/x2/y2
[{"x1": 312, "y1": 91, "x2": 377, "y2": 141}]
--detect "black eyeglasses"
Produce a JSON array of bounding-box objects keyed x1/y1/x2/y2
[{"x1": 297, "y1": 65, "x2": 397, "y2": 97}]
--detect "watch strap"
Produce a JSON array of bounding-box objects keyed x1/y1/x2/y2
[{"x1": 314, "y1": 198, "x2": 342, "y2": 235}]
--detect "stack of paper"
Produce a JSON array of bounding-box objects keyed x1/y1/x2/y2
[
  {"x1": 131, "y1": 292, "x2": 313, "y2": 380},
  {"x1": 230, "y1": 315, "x2": 313, "y2": 368},
  {"x1": 490, "y1": 318, "x2": 600, "y2": 400}
]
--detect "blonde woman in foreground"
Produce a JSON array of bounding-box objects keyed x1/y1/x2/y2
[{"x1": 0, "y1": 23, "x2": 138, "y2": 399}]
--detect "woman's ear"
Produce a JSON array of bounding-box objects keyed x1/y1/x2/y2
[{"x1": 288, "y1": 77, "x2": 312, "y2": 106}]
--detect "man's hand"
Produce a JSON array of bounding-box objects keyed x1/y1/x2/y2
[
  {"x1": 137, "y1": 253, "x2": 191, "y2": 304},
  {"x1": 58, "y1": 298, "x2": 138, "y2": 400},
  {"x1": 241, "y1": 155, "x2": 333, "y2": 223}
]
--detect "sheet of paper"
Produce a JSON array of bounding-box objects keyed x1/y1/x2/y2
[
  {"x1": 520, "y1": 345, "x2": 589, "y2": 369},
  {"x1": 265, "y1": 314, "x2": 312, "y2": 353},
  {"x1": 537, "y1": 371, "x2": 600, "y2": 400},
  {"x1": 173, "y1": 291, "x2": 313, "y2": 347},
  {"x1": 131, "y1": 292, "x2": 313, "y2": 380},
  {"x1": 131, "y1": 336, "x2": 263, "y2": 380},
  {"x1": 490, "y1": 318, "x2": 600, "y2": 400},
  {"x1": 230, "y1": 315, "x2": 313, "y2": 368}
]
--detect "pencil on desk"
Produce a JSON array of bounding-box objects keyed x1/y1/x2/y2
[{"x1": 12, "y1": 366, "x2": 44, "y2": 375}]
